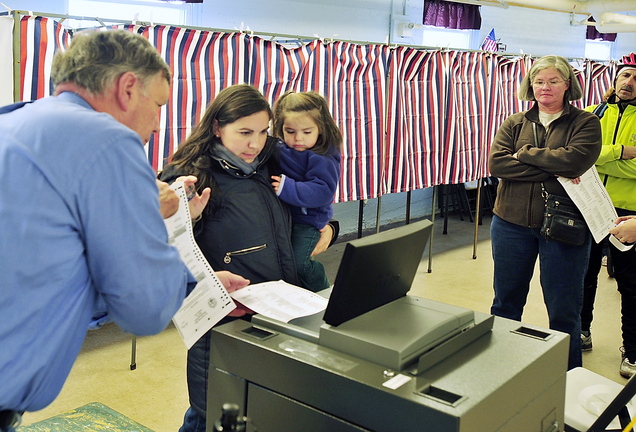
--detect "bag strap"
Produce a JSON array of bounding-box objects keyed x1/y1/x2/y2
[
  {"x1": 592, "y1": 101, "x2": 609, "y2": 119},
  {"x1": 534, "y1": 124, "x2": 550, "y2": 206},
  {"x1": 532, "y1": 122, "x2": 546, "y2": 148},
  {"x1": 540, "y1": 182, "x2": 549, "y2": 206}
]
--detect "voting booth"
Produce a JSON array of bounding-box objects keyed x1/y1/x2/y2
[{"x1": 207, "y1": 220, "x2": 570, "y2": 431}]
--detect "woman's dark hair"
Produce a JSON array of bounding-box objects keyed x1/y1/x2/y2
[
  {"x1": 272, "y1": 91, "x2": 342, "y2": 155},
  {"x1": 165, "y1": 84, "x2": 272, "y2": 198}
]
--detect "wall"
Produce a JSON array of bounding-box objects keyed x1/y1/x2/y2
[
  {"x1": 10, "y1": 0, "x2": 636, "y2": 59},
  {"x1": 481, "y1": 6, "x2": 585, "y2": 58},
  {"x1": 5, "y1": 0, "x2": 66, "y2": 14},
  {"x1": 196, "y1": 0, "x2": 397, "y2": 43},
  {"x1": 190, "y1": 0, "x2": 636, "y2": 60},
  {"x1": 478, "y1": 5, "x2": 636, "y2": 59}
]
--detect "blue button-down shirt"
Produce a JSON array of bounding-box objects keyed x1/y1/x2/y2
[{"x1": 0, "y1": 92, "x2": 193, "y2": 412}]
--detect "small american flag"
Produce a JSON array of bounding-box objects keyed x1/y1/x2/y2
[{"x1": 481, "y1": 29, "x2": 498, "y2": 52}]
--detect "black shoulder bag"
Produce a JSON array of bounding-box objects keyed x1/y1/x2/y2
[
  {"x1": 540, "y1": 184, "x2": 588, "y2": 246},
  {"x1": 532, "y1": 123, "x2": 588, "y2": 246}
]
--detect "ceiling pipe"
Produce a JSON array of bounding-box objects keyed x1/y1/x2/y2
[
  {"x1": 450, "y1": 0, "x2": 636, "y2": 32},
  {"x1": 445, "y1": 0, "x2": 508, "y2": 8},
  {"x1": 452, "y1": 0, "x2": 636, "y2": 13},
  {"x1": 595, "y1": 11, "x2": 636, "y2": 32},
  {"x1": 584, "y1": 1, "x2": 636, "y2": 14}
]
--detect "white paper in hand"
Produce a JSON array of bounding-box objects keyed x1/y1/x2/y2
[
  {"x1": 164, "y1": 182, "x2": 236, "y2": 348},
  {"x1": 230, "y1": 280, "x2": 328, "y2": 322}
]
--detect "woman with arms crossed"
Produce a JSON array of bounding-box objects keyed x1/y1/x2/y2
[{"x1": 488, "y1": 55, "x2": 601, "y2": 370}]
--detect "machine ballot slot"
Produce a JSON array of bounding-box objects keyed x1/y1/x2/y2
[
  {"x1": 512, "y1": 326, "x2": 552, "y2": 341},
  {"x1": 241, "y1": 326, "x2": 277, "y2": 341},
  {"x1": 417, "y1": 385, "x2": 465, "y2": 407},
  {"x1": 411, "y1": 315, "x2": 494, "y2": 376}
]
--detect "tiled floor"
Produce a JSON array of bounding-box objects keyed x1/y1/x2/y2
[{"x1": 19, "y1": 214, "x2": 627, "y2": 432}]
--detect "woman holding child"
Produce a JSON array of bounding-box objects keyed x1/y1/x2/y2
[{"x1": 160, "y1": 84, "x2": 337, "y2": 432}]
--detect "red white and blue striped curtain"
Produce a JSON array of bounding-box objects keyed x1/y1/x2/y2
[
  {"x1": 16, "y1": 17, "x2": 616, "y2": 203},
  {"x1": 579, "y1": 60, "x2": 614, "y2": 108},
  {"x1": 19, "y1": 16, "x2": 71, "y2": 100},
  {"x1": 445, "y1": 51, "x2": 494, "y2": 184},
  {"x1": 247, "y1": 38, "x2": 326, "y2": 101},
  {"x1": 384, "y1": 51, "x2": 527, "y2": 191},
  {"x1": 490, "y1": 55, "x2": 532, "y2": 131},
  {"x1": 386, "y1": 48, "x2": 447, "y2": 192},
  {"x1": 150, "y1": 28, "x2": 250, "y2": 170},
  {"x1": 327, "y1": 41, "x2": 389, "y2": 202},
  {"x1": 572, "y1": 64, "x2": 588, "y2": 110}
]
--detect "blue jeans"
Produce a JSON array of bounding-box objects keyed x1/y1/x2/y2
[
  {"x1": 292, "y1": 223, "x2": 330, "y2": 292},
  {"x1": 179, "y1": 406, "x2": 206, "y2": 432},
  {"x1": 0, "y1": 411, "x2": 20, "y2": 432},
  {"x1": 490, "y1": 215, "x2": 590, "y2": 370}
]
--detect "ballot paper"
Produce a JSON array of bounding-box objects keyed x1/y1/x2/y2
[
  {"x1": 558, "y1": 167, "x2": 633, "y2": 251},
  {"x1": 230, "y1": 280, "x2": 328, "y2": 323},
  {"x1": 164, "y1": 182, "x2": 236, "y2": 348}
]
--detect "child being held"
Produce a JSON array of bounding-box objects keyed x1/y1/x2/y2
[{"x1": 271, "y1": 91, "x2": 342, "y2": 292}]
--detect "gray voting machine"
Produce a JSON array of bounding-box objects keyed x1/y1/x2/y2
[
  {"x1": 254, "y1": 219, "x2": 486, "y2": 372},
  {"x1": 207, "y1": 220, "x2": 569, "y2": 431}
]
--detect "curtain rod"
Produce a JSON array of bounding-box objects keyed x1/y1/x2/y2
[
  {"x1": 6, "y1": 9, "x2": 397, "y2": 46},
  {"x1": 1, "y1": 9, "x2": 525, "y2": 57},
  {"x1": 4, "y1": 9, "x2": 612, "y2": 63}
]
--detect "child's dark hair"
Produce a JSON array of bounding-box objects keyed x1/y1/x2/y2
[{"x1": 272, "y1": 91, "x2": 343, "y2": 155}]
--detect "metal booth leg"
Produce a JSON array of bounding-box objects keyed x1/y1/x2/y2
[{"x1": 130, "y1": 335, "x2": 137, "y2": 370}]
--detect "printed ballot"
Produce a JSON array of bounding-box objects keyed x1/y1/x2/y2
[
  {"x1": 164, "y1": 182, "x2": 236, "y2": 349},
  {"x1": 230, "y1": 280, "x2": 328, "y2": 323},
  {"x1": 558, "y1": 167, "x2": 633, "y2": 252}
]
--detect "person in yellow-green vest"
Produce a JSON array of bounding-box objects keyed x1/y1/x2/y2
[{"x1": 581, "y1": 53, "x2": 636, "y2": 379}]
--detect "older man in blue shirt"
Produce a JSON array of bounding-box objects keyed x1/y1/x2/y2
[{"x1": 0, "y1": 30, "x2": 247, "y2": 430}]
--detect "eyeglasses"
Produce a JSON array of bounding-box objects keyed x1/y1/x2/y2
[{"x1": 532, "y1": 79, "x2": 567, "y2": 87}]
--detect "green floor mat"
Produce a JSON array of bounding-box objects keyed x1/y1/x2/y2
[{"x1": 17, "y1": 402, "x2": 154, "y2": 432}]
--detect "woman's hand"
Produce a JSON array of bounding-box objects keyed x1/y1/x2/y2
[
  {"x1": 311, "y1": 223, "x2": 333, "y2": 256},
  {"x1": 227, "y1": 299, "x2": 254, "y2": 317},
  {"x1": 216, "y1": 270, "x2": 250, "y2": 292},
  {"x1": 610, "y1": 216, "x2": 636, "y2": 244},
  {"x1": 271, "y1": 175, "x2": 282, "y2": 193},
  {"x1": 175, "y1": 175, "x2": 211, "y2": 221},
  {"x1": 215, "y1": 271, "x2": 254, "y2": 317},
  {"x1": 555, "y1": 175, "x2": 581, "y2": 185}
]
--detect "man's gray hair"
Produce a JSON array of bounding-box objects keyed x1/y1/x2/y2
[
  {"x1": 51, "y1": 29, "x2": 171, "y2": 95},
  {"x1": 518, "y1": 55, "x2": 583, "y2": 102}
]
